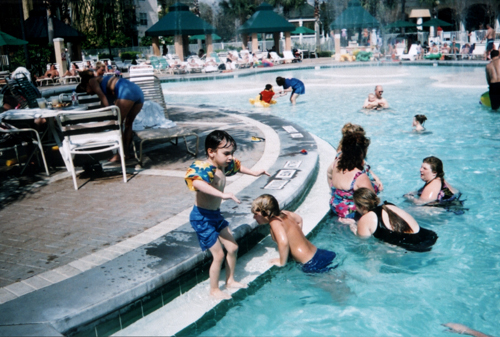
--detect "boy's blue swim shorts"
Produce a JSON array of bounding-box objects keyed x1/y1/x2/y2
[
  {"x1": 301, "y1": 248, "x2": 337, "y2": 273},
  {"x1": 190, "y1": 206, "x2": 229, "y2": 251}
]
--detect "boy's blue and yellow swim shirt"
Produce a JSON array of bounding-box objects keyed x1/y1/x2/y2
[{"x1": 185, "y1": 159, "x2": 241, "y2": 191}]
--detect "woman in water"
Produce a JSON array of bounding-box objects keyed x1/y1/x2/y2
[
  {"x1": 350, "y1": 188, "x2": 437, "y2": 252},
  {"x1": 327, "y1": 132, "x2": 377, "y2": 220},
  {"x1": 77, "y1": 70, "x2": 144, "y2": 162},
  {"x1": 412, "y1": 114, "x2": 427, "y2": 132},
  {"x1": 276, "y1": 76, "x2": 305, "y2": 104},
  {"x1": 404, "y1": 156, "x2": 459, "y2": 205},
  {"x1": 337, "y1": 123, "x2": 383, "y2": 192}
]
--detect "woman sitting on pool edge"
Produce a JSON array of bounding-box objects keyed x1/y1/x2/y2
[
  {"x1": 349, "y1": 188, "x2": 438, "y2": 252},
  {"x1": 412, "y1": 114, "x2": 427, "y2": 132},
  {"x1": 404, "y1": 156, "x2": 461, "y2": 206},
  {"x1": 77, "y1": 70, "x2": 144, "y2": 162},
  {"x1": 276, "y1": 76, "x2": 305, "y2": 104}
]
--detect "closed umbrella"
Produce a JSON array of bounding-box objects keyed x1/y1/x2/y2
[
  {"x1": 421, "y1": 18, "x2": 453, "y2": 27},
  {"x1": 0, "y1": 30, "x2": 28, "y2": 46}
]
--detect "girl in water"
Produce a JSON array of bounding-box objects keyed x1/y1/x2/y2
[
  {"x1": 412, "y1": 114, "x2": 427, "y2": 132},
  {"x1": 351, "y1": 188, "x2": 438, "y2": 252}
]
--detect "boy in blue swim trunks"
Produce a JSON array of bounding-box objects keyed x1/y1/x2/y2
[
  {"x1": 276, "y1": 76, "x2": 305, "y2": 104},
  {"x1": 185, "y1": 130, "x2": 270, "y2": 299},
  {"x1": 251, "y1": 194, "x2": 337, "y2": 273}
]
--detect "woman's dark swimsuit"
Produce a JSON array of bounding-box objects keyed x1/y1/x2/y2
[
  {"x1": 372, "y1": 202, "x2": 438, "y2": 252},
  {"x1": 417, "y1": 178, "x2": 466, "y2": 214}
]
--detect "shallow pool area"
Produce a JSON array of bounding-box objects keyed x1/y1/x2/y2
[{"x1": 159, "y1": 65, "x2": 499, "y2": 336}]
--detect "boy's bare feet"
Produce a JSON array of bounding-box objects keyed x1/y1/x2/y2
[
  {"x1": 226, "y1": 280, "x2": 248, "y2": 289},
  {"x1": 210, "y1": 288, "x2": 232, "y2": 300}
]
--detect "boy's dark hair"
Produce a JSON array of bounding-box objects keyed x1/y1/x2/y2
[
  {"x1": 265, "y1": 84, "x2": 272, "y2": 90},
  {"x1": 491, "y1": 50, "x2": 499, "y2": 58},
  {"x1": 205, "y1": 130, "x2": 237, "y2": 156},
  {"x1": 276, "y1": 76, "x2": 285, "y2": 86}
]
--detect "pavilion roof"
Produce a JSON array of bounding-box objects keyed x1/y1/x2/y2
[
  {"x1": 238, "y1": 2, "x2": 295, "y2": 34},
  {"x1": 146, "y1": 2, "x2": 216, "y2": 37},
  {"x1": 330, "y1": 0, "x2": 379, "y2": 30}
]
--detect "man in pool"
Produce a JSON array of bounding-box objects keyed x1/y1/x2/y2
[
  {"x1": 363, "y1": 93, "x2": 383, "y2": 109},
  {"x1": 486, "y1": 49, "x2": 500, "y2": 111},
  {"x1": 364, "y1": 85, "x2": 389, "y2": 109},
  {"x1": 251, "y1": 194, "x2": 337, "y2": 273},
  {"x1": 276, "y1": 76, "x2": 305, "y2": 104}
]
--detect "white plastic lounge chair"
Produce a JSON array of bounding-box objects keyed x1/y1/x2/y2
[
  {"x1": 56, "y1": 106, "x2": 127, "y2": 190},
  {"x1": 269, "y1": 52, "x2": 285, "y2": 64},
  {"x1": 401, "y1": 44, "x2": 418, "y2": 61},
  {"x1": 186, "y1": 57, "x2": 203, "y2": 73},
  {"x1": 128, "y1": 70, "x2": 199, "y2": 165},
  {"x1": 283, "y1": 50, "x2": 297, "y2": 63}
]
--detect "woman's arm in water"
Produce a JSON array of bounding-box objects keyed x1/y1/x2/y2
[
  {"x1": 368, "y1": 169, "x2": 384, "y2": 192},
  {"x1": 443, "y1": 323, "x2": 492, "y2": 337}
]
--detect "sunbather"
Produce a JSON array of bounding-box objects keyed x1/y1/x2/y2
[
  {"x1": 63, "y1": 63, "x2": 79, "y2": 77},
  {"x1": 36, "y1": 64, "x2": 59, "y2": 80}
]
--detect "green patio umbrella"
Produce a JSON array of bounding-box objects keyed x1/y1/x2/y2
[
  {"x1": 330, "y1": 0, "x2": 379, "y2": 30},
  {"x1": 421, "y1": 18, "x2": 453, "y2": 27},
  {"x1": 0, "y1": 30, "x2": 28, "y2": 46},
  {"x1": 384, "y1": 20, "x2": 417, "y2": 29},
  {"x1": 189, "y1": 33, "x2": 221, "y2": 41},
  {"x1": 291, "y1": 26, "x2": 316, "y2": 34}
]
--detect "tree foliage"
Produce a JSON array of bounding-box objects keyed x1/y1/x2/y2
[{"x1": 267, "y1": 0, "x2": 307, "y2": 17}]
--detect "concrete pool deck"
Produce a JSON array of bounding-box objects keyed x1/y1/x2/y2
[
  {"x1": 0, "y1": 100, "x2": 327, "y2": 336},
  {"x1": 0, "y1": 58, "x2": 490, "y2": 336}
]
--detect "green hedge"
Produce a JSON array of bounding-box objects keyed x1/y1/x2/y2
[
  {"x1": 317, "y1": 51, "x2": 332, "y2": 58},
  {"x1": 120, "y1": 51, "x2": 138, "y2": 61}
]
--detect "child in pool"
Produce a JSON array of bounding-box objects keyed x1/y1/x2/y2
[
  {"x1": 412, "y1": 114, "x2": 427, "y2": 132},
  {"x1": 185, "y1": 130, "x2": 270, "y2": 300},
  {"x1": 252, "y1": 194, "x2": 337, "y2": 273},
  {"x1": 259, "y1": 84, "x2": 275, "y2": 103},
  {"x1": 363, "y1": 93, "x2": 382, "y2": 109}
]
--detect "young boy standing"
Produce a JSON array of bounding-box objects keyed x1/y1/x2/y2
[
  {"x1": 185, "y1": 130, "x2": 269, "y2": 299},
  {"x1": 251, "y1": 194, "x2": 337, "y2": 273}
]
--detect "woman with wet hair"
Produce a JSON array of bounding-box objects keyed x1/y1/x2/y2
[
  {"x1": 404, "y1": 156, "x2": 459, "y2": 205},
  {"x1": 351, "y1": 188, "x2": 437, "y2": 252},
  {"x1": 412, "y1": 114, "x2": 427, "y2": 132},
  {"x1": 327, "y1": 132, "x2": 378, "y2": 220}
]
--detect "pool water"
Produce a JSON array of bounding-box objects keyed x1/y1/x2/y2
[{"x1": 163, "y1": 65, "x2": 500, "y2": 336}]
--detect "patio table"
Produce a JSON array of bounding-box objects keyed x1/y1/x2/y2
[{"x1": 0, "y1": 105, "x2": 88, "y2": 173}]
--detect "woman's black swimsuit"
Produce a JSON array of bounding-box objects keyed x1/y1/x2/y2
[{"x1": 372, "y1": 202, "x2": 438, "y2": 252}]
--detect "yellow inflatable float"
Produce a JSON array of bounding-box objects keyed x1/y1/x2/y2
[
  {"x1": 480, "y1": 92, "x2": 491, "y2": 107},
  {"x1": 249, "y1": 95, "x2": 277, "y2": 108}
]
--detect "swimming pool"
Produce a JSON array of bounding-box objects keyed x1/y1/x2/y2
[{"x1": 162, "y1": 65, "x2": 498, "y2": 336}]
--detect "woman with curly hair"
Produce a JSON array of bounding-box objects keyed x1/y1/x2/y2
[{"x1": 327, "y1": 132, "x2": 378, "y2": 220}]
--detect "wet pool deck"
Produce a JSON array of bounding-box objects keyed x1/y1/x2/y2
[{"x1": 0, "y1": 57, "x2": 488, "y2": 336}]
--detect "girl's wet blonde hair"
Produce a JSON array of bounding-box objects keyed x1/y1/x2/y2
[{"x1": 251, "y1": 194, "x2": 281, "y2": 219}]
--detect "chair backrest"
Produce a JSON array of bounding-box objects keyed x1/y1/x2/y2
[
  {"x1": 129, "y1": 65, "x2": 154, "y2": 77},
  {"x1": 56, "y1": 106, "x2": 121, "y2": 138},
  {"x1": 129, "y1": 73, "x2": 168, "y2": 119},
  {"x1": 6, "y1": 74, "x2": 42, "y2": 109},
  {"x1": 283, "y1": 51, "x2": 294, "y2": 59}
]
